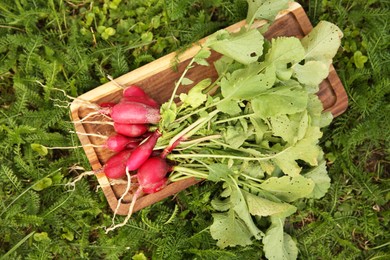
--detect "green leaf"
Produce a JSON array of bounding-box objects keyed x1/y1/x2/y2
[
  {"x1": 251, "y1": 83, "x2": 308, "y2": 118},
  {"x1": 220, "y1": 63, "x2": 276, "y2": 101},
  {"x1": 132, "y1": 252, "x2": 148, "y2": 260},
  {"x1": 243, "y1": 191, "x2": 297, "y2": 218},
  {"x1": 179, "y1": 78, "x2": 211, "y2": 108},
  {"x1": 207, "y1": 164, "x2": 233, "y2": 182},
  {"x1": 260, "y1": 175, "x2": 315, "y2": 202},
  {"x1": 272, "y1": 126, "x2": 323, "y2": 176},
  {"x1": 214, "y1": 56, "x2": 244, "y2": 76},
  {"x1": 33, "y1": 232, "x2": 50, "y2": 242},
  {"x1": 31, "y1": 143, "x2": 48, "y2": 156},
  {"x1": 353, "y1": 51, "x2": 368, "y2": 69},
  {"x1": 207, "y1": 29, "x2": 264, "y2": 65},
  {"x1": 211, "y1": 196, "x2": 232, "y2": 212},
  {"x1": 265, "y1": 37, "x2": 305, "y2": 66},
  {"x1": 270, "y1": 111, "x2": 309, "y2": 145},
  {"x1": 210, "y1": 209, "x2": 253, "y2": 248},
  {"x1": 160, "y1": 102, "x2": 177, "y2": 128},
  {"x1": 216, "y1": 99, "x2": 242, "y2": 115},
  {"x1": 230, "y1": 184, "x2": 262, "y2": 239},
  {"x1": 223, "y1": 125, "x2": 247, "y2": 149},
  {"x1": 32, "y1": 177, "x2": 53, "y2": 191},
  {"x1": 250, "y1": 116, "x2": 269, "y2": 142},
  {"x1": 241, "y1": 161, "x2": 265, "y2": 179},
  {"x1": 319, "y1": 111, "x2": 333, "y2": 128},
  {"x1": 304, "y1": 159, "x2": 331, "y2": 199},
  {"x1": 246, "y1": 0, "x2": 289, "y2": 23},
  {"x1": 306, "y1": 93, "x2": 326, "y2": 127},
  {"x1": 61, "y1": 227, "x2": 74, "y2": 241},
  {"x1": 181, "y1": 77, "x2": 194, "y2": 85},
  {"x1": 263, "y1": 217, "x2": 298, "y2": 260},
  {"x1": 194, "y1": 48, "x2": 211, "y2": 66},
  {"x1": 293, "y1": 60, "x2": 329, "y2": 86},
  {"x1": 301, "y1": 21, "x2": 343, "y2": 62}
]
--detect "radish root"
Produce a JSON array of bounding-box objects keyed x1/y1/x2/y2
[
  {"x1": 109, "y1": 168, "x2": 132, "y2": 228},
  {"x1": 46, "y1": 144, "x2": 102, "y2": 150},
  {"x1": 105, "y1": 168, "x2": 141, "y2": 233},
  {"x1": 66, "y1": 165, "x2": 102, "y2": 190},
  {"x1": 107, "y1": 75, "x2": 126, "y2": 89},
  {"x1": 69, "y1": 131, "x2": 108, "y2": 139}
]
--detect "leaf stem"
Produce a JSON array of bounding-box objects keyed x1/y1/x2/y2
[
  {"x1": 167, "y1": 56, "x2": 196, "y2": 110},
  {"x1": 168, "y1": 146, "x2": 291, "y2": 161},
  {"x1": 215, "y1": 113, "x2": 256, "y2": 124},
  {"x1": 169, "y1": 166, "x2": 208, "y2": 182},
  {"x1": 161, "y1": 110, "x2": 219, "y2": 158}
]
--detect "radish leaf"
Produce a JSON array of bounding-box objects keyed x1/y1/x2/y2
[
  {"x1": 272, "y1": 126, "x2": 323, "y2": 176},
  {"x1": 207, "y1": 29, "x2": 264, "y2": 65},
  {"x1": 260, "y1": 175, "x2": 315, "y2": 202},
  {"x1": 210, "y1": 209, "x2": 253, "y2": 248},
  {"x1": 293, "y1": 60, "x2": 329, "y2": 87},
  {"x1": 265, "y1": 37, "x2": 305, "y2": 65},
  {"x1": 243, "y1": 191, "x2": 297, "y2": 218},
  {"x1": 251, "y1": 83, "x2": 308, "y2": 118},
  {"x1": 220, "y1": 63, "x2": 276, "y2": 100},
  {"x1": 263, "y1": 217, "x2": 298, "y2": 260},
  {"x1": 270, "y1": 111, "x2": 309, "y2": 145},
  {"x1": 179, "y1": 78, "x2": 211, "y2": 108},
  {"x1": 216, "y1": 99, "x2": 242, "y2": 115},
  {"x1": 304, "y1": 160, "x2": 331, "y2": 199},
  {"x1": 246, "y1": 0, "x2": 289, "y2": 23},
  {"x1": 301, "y1": 21, "x2": 343, "y2": 62}
]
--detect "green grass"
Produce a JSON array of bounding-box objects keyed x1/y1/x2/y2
[{"x1": 0, "y1": 0, "x2": 389, "y2": 259}]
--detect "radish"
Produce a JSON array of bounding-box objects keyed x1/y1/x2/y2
[
  {"x1": 123, "y1": 85, "x2": 148, "y2": 97},
  {"x1": 126, "y1": 130, "x2": 162, "y2": 171},
  {"x1": 67, "y1": 148, "x2": 133, "y2": 189},
  {"x1": 105, "y1": 134, "x2": 141, "y2": 152},
  {"x1": 137, "y1": 157, "x2": 169, "y2": 193},
  {"x1": 103, "y1": 149, "x2": 134, "y2": 179},
  {"x1": 99, "y1": 102, "x2": 117, "y2": 108},
  {"x1": 122, "y1": 85, "x2": 159, "y2": 108},
  {"x1": 101, "y1": 102, "x2": 161, "y2": 124},
  {"x1": 121, "y1": 95, "x2": 159, "y2": 108},
  {"x1": 66, "y1": 131, "x2": 141, "y2": 152},
  {"x1": 113, "y1": 122, "x2": 149, "y2": 137},
  {"x1": 105, "y1": 156, "x2": 170, "y2": 233}
]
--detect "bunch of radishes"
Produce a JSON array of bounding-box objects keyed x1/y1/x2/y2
[
  {"x1": 95, "y1": 85, "x2": 172, "y2": 191},
  {"x1": 79, "y1": 85, "x2": 175, "y2": 232}
]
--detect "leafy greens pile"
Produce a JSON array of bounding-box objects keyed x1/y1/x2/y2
[{"x1": 154, "y1": 2, "x2": 343, "y2": 259}]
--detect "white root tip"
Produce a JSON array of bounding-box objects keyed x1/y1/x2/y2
[
  {"x1": 109, "y1": 168, "x2": 133, "y2": 228},
  {"x1": 104, "y1": 187, "x2": 141, "y2": 233},
  {"x1": 65, "y1": 170, "x2": 96, "y2": 189},
  {"x1": 105, "y1": 169, "x2": 141, "y2": 233},
  {"x1": 107, "y1": 75, "x2": 125, "y2": 89}
]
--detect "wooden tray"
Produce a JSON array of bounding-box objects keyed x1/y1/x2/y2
[{"x1": 70, "y1": 2, "x2": 348, "y2": 215}]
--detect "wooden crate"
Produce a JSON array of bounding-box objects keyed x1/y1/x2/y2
[{"x1": 70, "y1": 2, "x2": 348, "y2": 215}]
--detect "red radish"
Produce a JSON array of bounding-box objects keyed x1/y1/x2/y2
[
  {"x1": 121, "y1": 95, "x2": 159, "y2": 108},
  {"x1": 99, "y1": 102, "x2": 117, "y2": 108},
  {"x1": 122, "y1": 85, "x2": 160, "y2": 108},
  {"x1": 113, "y1": 122, "x2": 149, "y2": 137},
  {"x1": 141, "y1": 178, "x2": 167, "y2": 194},
  {"x1": 126, "y1": 130, "x2": 162, "y2": 171},
  {"x1": 103, "y1": 149, "x2": 133, "y2": 179},
  {"x1": 123, "y1": 85, "x2": 148, "y2": 97},
  {"x1": 104, "y1": 134, "x2": 141, "y2": 152},
  {"x1": 105, "y1": 156, "x2": 170, "y2": 233},
  {"x1": 136, "y1": 157, "x2": 169, "y2": 193},
  {"x1": 101, "y1": 102, "x2": 161, "y2": 124},
  {"x1": 68, "y1": 148, "x2": 133, "y2": 187}
]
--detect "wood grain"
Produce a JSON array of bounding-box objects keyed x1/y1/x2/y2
[{"x1": 70, "y1": 2, "x2": 348, "y2": 215}]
